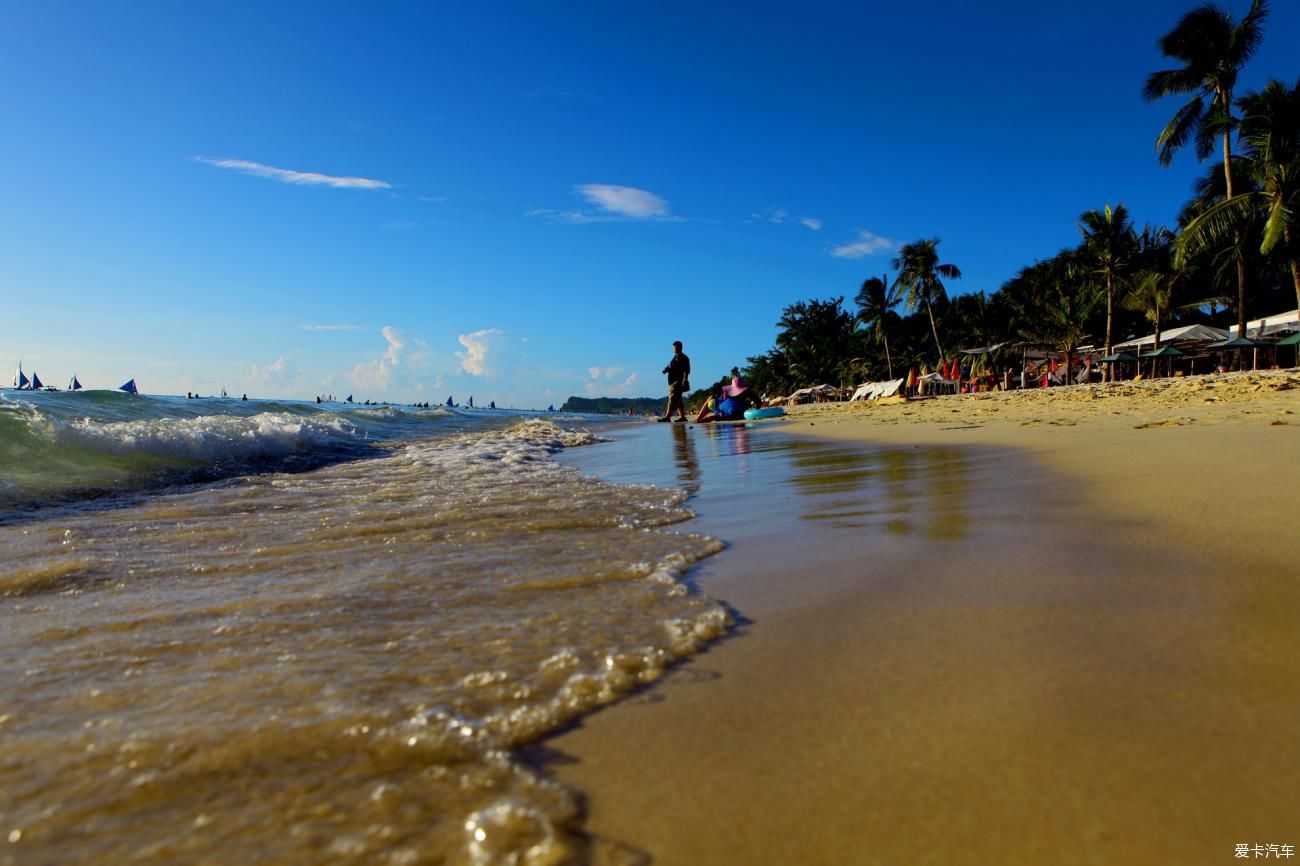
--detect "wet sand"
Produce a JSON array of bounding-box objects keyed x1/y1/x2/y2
[{"x1": 545, "y1": 370, "x2": 1300, "y2": 865}]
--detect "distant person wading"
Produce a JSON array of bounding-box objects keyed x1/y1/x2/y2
[{"x1": 658, "y1": 340, "x2": 691, "y2": 422}]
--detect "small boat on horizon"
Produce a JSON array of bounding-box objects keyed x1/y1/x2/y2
[
  {"x1": 120, "y1": 379, "x2": 138, "y2": 395},
  {"x1": 68, "y1": 375, "x2": 82, "y2": 391}
]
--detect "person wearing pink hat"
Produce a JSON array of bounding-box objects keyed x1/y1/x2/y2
[{"x1": 695, "y1": 367, "x2": 758, "y2": 422}]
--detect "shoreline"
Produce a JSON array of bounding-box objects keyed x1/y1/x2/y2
[{"x1": 543, "y1": 370, "x2": 1299, "y2": 865}]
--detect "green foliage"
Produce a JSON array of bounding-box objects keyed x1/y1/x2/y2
[
  {"x1": 892, "y1": 239, "x2": 961, "y2": 360},
  {"x1": 558, "y1": 396, "x2": 666, "y2": 415}
]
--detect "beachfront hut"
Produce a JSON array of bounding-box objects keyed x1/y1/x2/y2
[
  {"x1": 1226, "y1": 308, "x2": 1300, "y2": 340},
  {"x1": 1113, "y1": 323, "x2": 1228, "y2": 352}
]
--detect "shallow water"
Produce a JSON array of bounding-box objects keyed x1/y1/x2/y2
[
  {"x1": 0, "y1": 413, "x2": 727, "y2": 866},
  {"x1": 0, "y1": 408, "x2": 1096, "y2": 866}
]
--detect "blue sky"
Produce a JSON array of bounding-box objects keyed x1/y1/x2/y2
[{"x1": 3, "y1": 1, "x2": 1297, "y2": 405}]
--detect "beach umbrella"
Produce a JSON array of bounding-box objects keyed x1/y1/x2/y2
[
  {"x1": 1139, "y1": 345, "x2": 1183, "y2": 377},
  {"x1": 1208, "y1": 336, "x2": 1269, "y2": 370},
  {"x1": 1276, "y1": 332, "x2": 1300, "y2": 367},
  {"x1": 1207, "y1": 336, "x2": 1264, "y2": 349}
]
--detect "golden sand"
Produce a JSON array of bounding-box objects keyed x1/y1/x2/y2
[{"x1": 543, "y1": 370, "x2": 1300, "y2": 866}]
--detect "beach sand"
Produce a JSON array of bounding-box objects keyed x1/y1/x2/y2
[{"x1": 542, "y1": 370, "x2": 1300, "y2": 865}]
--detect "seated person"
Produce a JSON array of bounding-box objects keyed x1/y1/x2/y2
[{"x1": 695, "y1": 368, "x2": 759, "y2": 422}]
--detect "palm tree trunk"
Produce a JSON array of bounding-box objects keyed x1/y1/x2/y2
[
  {"x1": 1285, "y1": 224, "x2": 1300, "y2": 312},
  {"x1": 1104, "y1": 271, "x2": 1115, "y2": 382},
  {"x1": 925, "y1": 301, "x2": 945, "y2": 361},
  {"x1": 883, "y1": 332, "x2": 894, "y2": 380},
  {"x1": 1222, "y1": 113, "x2": 1249, "y2": 364}
]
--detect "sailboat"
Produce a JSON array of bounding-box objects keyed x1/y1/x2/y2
[
  {"x1": 446, "y1": 395, "x2": 455, "y2": 407},
  {"x1": 120, "y1": 379, "x2": 138, "y2": 394},
  {"x1": 346, "y1": 395, "x2": 354, "y2": 403},
  {"x1": 467, "y1": 396, "x2": 474, "y2": 408},
  {"x1": 14, "y1": 363, "x2": 30, "y2": 390},
  {"x1": 68, "y1": 375, "x2": 82, "y2": 391},
  {"x1": 220, "y1": 387, "x2": 228, "y2": 398},
  {"x1": 30, "y1": 372, "x2": 44, "y2": 390}
]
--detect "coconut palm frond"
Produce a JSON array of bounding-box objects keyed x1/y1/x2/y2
[{"x1": 1175, "y1": 193, "x2": 1260, "y2": 265}]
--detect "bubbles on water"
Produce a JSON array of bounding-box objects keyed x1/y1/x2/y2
[
  {"x1": 0, "y1": 417, "x2": 728, "y2": 865},
  {"x1": 463, "y1": 799, "x2": 571, "y2": 866}
]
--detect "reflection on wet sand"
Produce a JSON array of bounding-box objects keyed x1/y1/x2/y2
[{"x1": 669, "y1": 421, "x2": 700, "y2": 494}]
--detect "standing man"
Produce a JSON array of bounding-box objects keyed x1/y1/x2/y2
[{"x1": 658, "y1": 340, "x2": 691, "y2": 422}]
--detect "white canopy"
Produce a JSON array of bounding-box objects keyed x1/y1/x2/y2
[
  {"x1": 787, "y1": 384, "x2": 840, "y2": 400},
  {"x1": 1113, "y1": 323, "x2": 1228, "y2": 350},
  {"x1": 1227, "y1": 309, "x2": 1300, "y2": 338},
  {"x1": 850, "y1": 378, "x2": 904, "y2": 401}
]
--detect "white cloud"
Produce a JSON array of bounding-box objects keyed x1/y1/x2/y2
[
  {"x1": 527, "y1": 208, "x2": 598, "y2": 224},
  {"x1": 457, "y1": 328, "x2": 507, "y2": 377},
  {"x1": 250, "y1": 356, "x2": 301, "y2": 385},
  {"x1": 576, "y1": 184, "x2": 670, "y2": 219},
  {"x1": 801, "y1": 217, "x2": 823, "y2": 231},
  {"x1": 585, "y1": 370, "x2": 640, "y2": 397},
  {"x1": 196, "y1": 157, "x2": 392, "y2": 190},
  {"x1": 300, "y1": 324, "x2": 360, "y2": 331},
  {"x1": 348, "y1": 326, "x2": 422, "y2": 391},
  {"x1": 830, "y1": 230, "x2": 897, "y2": 259}
]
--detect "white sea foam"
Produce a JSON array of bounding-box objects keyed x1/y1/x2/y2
[{"x1": 44, "y1": 412, "x2": 365, "y2": 464}]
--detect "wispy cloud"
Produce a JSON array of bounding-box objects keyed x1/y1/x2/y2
[
  {"x1": 457, "y1": 328, "x2": 507, "y2": 377},
  {"x1": 529, "y1": 183, "x2": 682, "y2": 224},
  {"x1": 749, "y1": 208, "x2": 821, "y2": 230},
  {"x1": 585, "y1": 367, "x2": 639, "y2": 397},
  {"x1": 578, "y1": 184, "x2": 669, "y2": 218},
  {"x1": 196, "y1": 157, "x2": 392, "y2": 190},
  {"x1": 348, "y1": 326, "x2": 428, "y2": 391},
  {"x1": 830, "y1": 230, "x2": 897, "y2": 259},
  {"x1": 250, "y1": 356, "x2": 301, "y2": 385},
  {"x1": 300, "y1": 324, "x2": 361, "y2": 331}
]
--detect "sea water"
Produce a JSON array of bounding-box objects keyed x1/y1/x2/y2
[{"x1": 0, "y1": 392, "x2": 727, "y2": 865}]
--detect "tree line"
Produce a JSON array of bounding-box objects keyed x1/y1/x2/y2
[{"x1": 731, "y1": 0, "x2": 1297, "y2": 402}]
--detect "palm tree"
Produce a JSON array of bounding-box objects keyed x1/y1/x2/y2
[
  {"x1": 854, "y1": 273, "x2": 900, "y2": 379},
  {"x1": 1078, "y1": 204, "x2": 1136, "y2": 379},
  {"x1": 1177, "y1": 78, "x2": 1300, "y2": 310},
  {"x1": 1128, "y1": 225, "x2": 1192, "y2": 356},
  {"x1": 892, "y1": 239, "x2": 961, "y2": 362},
  {"x1": 1144, "y1": 0, "x2": 1269, "y2": 341},
  {"x1": 1043, "y1": 255, "x2": 1102, "y2": 387}
]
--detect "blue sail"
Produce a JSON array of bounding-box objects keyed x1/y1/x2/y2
[
  {"x1": 467, "y1": 396, "x2": 474, "y2": 408},
  {"x1": 30, "y1": 372, "x2": 44, "y2": 390},
  {"x1": 446, "y1": 396, "x2": 454, "y2": 407},
  {"x1": 120, "y1": 379, "x2": 138, "y2": 394},
  {"x1": 15, "y1": 365, "x2": 30, "y2": 390},
  {"x1": 69, "y1": 375, "x2": 82, "y2": 391}
]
